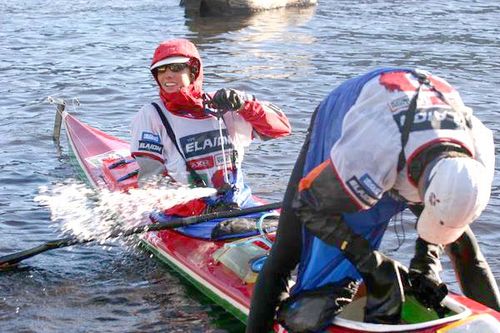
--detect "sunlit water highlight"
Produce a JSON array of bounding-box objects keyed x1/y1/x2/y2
[{"x1": 1, "y1": 1, "x2": 499, "y2": 332}]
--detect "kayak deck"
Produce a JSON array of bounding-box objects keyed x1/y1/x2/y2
[{"x1": 58, "y1": 108, "x2": 500, "y2": 333}]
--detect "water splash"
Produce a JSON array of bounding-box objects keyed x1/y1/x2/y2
[{"x1": 35, "y1": 180, "x2": 216, "y2": 242}]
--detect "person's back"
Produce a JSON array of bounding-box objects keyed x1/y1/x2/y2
[{"x1": 247, "y1": 67, "x2": 499, "y2": 333}]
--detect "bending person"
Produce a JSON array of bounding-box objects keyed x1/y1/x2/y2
[{"x1": 247, "y1": 68, "x2": 499, "y2": 333}]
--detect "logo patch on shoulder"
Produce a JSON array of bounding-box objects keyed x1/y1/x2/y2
[
  {"x1": 138, "y1": 140, "x2": 163, "y2": 154},
  {"x1": 389, "y1": 96, "x2": 410, "y2": 113},
  {"x1": 346, "y1": 174, "x2": 381, "y2": 207},
  {"x1": 141, "y1": 132, "x2": 161, "y2": 143}
]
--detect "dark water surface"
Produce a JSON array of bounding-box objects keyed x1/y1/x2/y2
[{"x1": 1, "y1": 1, "x2": 499, "y2": 332}]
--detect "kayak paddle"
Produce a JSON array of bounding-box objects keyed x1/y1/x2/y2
[{"x1": 0, "y1": 202, "x2": 281, "y2": 270}]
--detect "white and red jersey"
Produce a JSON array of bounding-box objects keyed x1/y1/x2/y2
[
  {"x1": 130, "y1": 98, "x2": 290, "y2": 205},
  {"x1": 306, "y1": 68, "x2": 494, "y2": 208}
]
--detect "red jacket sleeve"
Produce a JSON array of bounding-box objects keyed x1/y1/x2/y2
[{"x1": 238, "y1": 101, "x2": 291, "y2": 139}]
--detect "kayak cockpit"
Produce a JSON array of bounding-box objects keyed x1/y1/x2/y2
[{"x1": 334, "y1": 294, "x2": 500, "y2": 332}]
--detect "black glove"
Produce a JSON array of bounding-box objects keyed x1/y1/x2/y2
[
  {"x1": 210, "y1": 89, "x2": 248, "y2": 111},
  {"x1": 409, "y1": 238, "x2": 448, "y2": 310},
  {"x1": 356, "y1": 251, "x2": 407, "y2": 324}
]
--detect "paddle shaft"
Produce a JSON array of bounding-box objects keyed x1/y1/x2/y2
[{"x1": 0, "y1": 202, "x2": 281, "y2": 268}]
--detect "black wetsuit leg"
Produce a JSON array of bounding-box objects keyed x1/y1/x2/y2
[
  {"x1": 445, "y1": 227, "x2": 500, "y2": 311},
  {"x1": 246, "y1": 124, "x2": 312, "y2": 333}
]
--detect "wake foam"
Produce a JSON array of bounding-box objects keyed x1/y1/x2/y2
[{"x1": 35, "y1": 180, "x2": 216, "y2": 243}]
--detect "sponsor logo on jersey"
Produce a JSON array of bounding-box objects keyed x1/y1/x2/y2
[
  {"x1": 187, "y1": 156, "x2": 215, "y2": 170},
  {"x1": 180, "y1": 130, "x2": 233, "y2": 159},
  {"x1": 263, "y1": 102, "x2": 283, "y2": 115},
  {"x1": 393, "y1": 106, "x2": 469, "y2": 132},
  {"x1": 215, "y1": 152, "x2": 234, "y2": 166},
  {"x1": 346, "y1": 176, "x2": 379, "y2": 207},
  {"x1": 138, "y1": 140, "x2": 163, "y2": 154},
  {"x1": 141, "y1": 131, "x2": 161, "y2": 143},
  {"x1": 389, "y1": 96, "x2": 410, "y2": 113},
  {"x1": 359, "y1": 173, "x2": 383, "y2": 198}
]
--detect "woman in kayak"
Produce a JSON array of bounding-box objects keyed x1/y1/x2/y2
[
  {"x1": 247, "y1": 68, "x2": 500, "y2": 332},
  {"x1": 130, "y1": 38, "x2": 291, "y2": 215}
]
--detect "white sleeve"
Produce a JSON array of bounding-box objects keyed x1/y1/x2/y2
[
  {"x1": 130, "y1": 104, "x2": 166, "y2": 163},
  {"x1": 135, "y1": 156, "x2": 166, "y2": 186},
  {"x1": 470, "y1": 115, "x2": 495, "y2": 187},
  {"x1": 222, "y1": 112, "x2": 253, "y2": 148},
  {"x1": 329, "y1": 82, "x2": 402, "y2": 209}
]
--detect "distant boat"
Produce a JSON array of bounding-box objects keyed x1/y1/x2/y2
[{"x1": 180, "y1": 0, "x2": 318, "y2": 16}]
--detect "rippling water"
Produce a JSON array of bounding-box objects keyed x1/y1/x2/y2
[{"x1": 1, "y1": 0, "x2": 499, "y2": 332}]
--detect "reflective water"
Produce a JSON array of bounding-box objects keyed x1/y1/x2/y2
[{"x1": 1, "y1": 0, "x2": 499, "y2": 332}]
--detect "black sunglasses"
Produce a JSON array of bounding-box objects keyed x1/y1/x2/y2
[{"x1": 155, "y1": 63, "x2": 189, "y2": 73}]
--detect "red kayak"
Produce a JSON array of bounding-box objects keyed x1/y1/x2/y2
[{"x1": 53, "y1": 100, "x2": 499, "y2": 333}]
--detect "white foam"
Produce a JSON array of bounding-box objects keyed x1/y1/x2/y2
[{"x1": 35, "y1": 180, "x2": 216, "y2": 243}]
